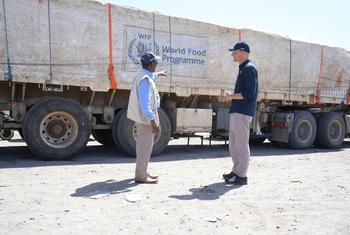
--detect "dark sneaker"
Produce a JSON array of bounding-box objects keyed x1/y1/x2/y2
[
  {"x1": 223, "y1": 171, "x2": 236, "y2": 181},
  {"x1": 225, "y1": 175, "x2": 248, "y2": 185}
]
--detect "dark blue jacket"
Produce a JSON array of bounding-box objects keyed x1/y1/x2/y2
[{"x1": 229, "y1": 59, "x2": 258, "y2": 117}]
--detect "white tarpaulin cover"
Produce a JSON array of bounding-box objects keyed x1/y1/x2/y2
[{"x1": 1, "y1": 0, "x2": 349, "y2": 104}]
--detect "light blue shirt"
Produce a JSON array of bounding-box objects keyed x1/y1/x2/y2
[{"x1": 138, "y1": 68, "x2": 160, "y2": 120}]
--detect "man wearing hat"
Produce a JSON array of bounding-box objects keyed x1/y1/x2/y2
[
  {"x1": 127, "y1": 52, "x2": 167, "y2": 183},
  {"x1": 223, "y1": 42, "x2": 259, "y2": 185}
]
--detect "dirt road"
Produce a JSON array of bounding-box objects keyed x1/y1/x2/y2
[{"x1": 1, "y1": 133, "x2": 350, "y2": 234}]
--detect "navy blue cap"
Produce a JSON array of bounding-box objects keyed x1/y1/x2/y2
[
  {"x1": 140, "y1": 52, "x2": 161, "y2": 65},
  {"x1": 228, "y1": 42, "x2": 250, "y2": 53}
]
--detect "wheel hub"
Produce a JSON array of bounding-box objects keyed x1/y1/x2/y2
[
  {"x1": 298, "y1": 120, "x2": 312, "y2": 143},
  {"x1": 40, "y1": 112, "x2": 77, "y2": 148},
  {"x1": 47, "y1": 120, "x2": 67, "y2": 138},
  {"x1": 329, "y1": 121, "x2": 341, "y2": 140}
]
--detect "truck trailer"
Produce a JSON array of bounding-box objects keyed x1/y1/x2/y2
[{"x1": 1, "y1": 0, "x2": 350, "y2": 160}]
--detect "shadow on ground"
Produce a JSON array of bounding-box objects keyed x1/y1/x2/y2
[
  {"x1": 0, "y1": 139, "x2": 349, "y2": 169},
  {"x1": 169, "y1": 181, "x2": 243, "y2": 201},
  {"x1": 71, "y1": 178, "x2": 137, "y2": 198}
]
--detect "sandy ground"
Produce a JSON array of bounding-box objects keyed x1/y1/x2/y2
[{"x1": 0, "y1": 133, "x2": 350, "y2": 235}]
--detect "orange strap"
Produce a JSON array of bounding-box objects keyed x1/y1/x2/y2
[
  {"x1": 316, "y1": 46, "x2": 324, "y2": 105},
  {"x1": 346, "y1": 88, "x2": 350, "y2": 105},
  {"x1": 108, "y1": 3, "x2": 117, "y2": 89}
]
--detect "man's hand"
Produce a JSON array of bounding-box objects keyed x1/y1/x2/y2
[
  {"x1": 150, "y1": 119, "x2": 160, "y2": 138},
  {"x1": 155, "y1": 70, "x2": 168, "y2": 77},
  {"x1": 224, "y1": 91, "x2": 233, "y2": 100}
]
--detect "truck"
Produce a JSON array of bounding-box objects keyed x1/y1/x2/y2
[{"x1": 1, "y1": 0, "x2": 350, "y2": 160}]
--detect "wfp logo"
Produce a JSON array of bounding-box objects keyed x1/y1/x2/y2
[{"x1": 128, "y1": 39, "x2": 160, "y2": 64}]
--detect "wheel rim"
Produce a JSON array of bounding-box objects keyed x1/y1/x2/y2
[
  {"x1": 39, "y1": 111, "x2": 78, "y2": 148},
  {"x1": 132, "y1": 123, "x2": 162, "y2": 144},
  {"x1": 329, "y1": 120, "x2": 341, "y2": 141},
  {"x1": 298, "y1": 120, "x2": 312, "y2": 143}
]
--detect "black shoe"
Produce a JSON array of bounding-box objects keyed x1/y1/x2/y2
[
  {"x1": 225, "y1": 175, "x2": 248, "y2": 185},
  {"x1": 223, "y1": 171, "x2": 236, "y2": 181}
]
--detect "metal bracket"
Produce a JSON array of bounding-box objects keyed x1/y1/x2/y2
[{"x1": 43, "y1": 83, "x2": 63, "y2": 92}]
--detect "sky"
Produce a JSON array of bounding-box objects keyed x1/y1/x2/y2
[{"x1": 106, "y1": 0, "x2": 350, "y2": 51}]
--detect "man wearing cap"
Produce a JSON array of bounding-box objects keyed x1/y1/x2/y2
[
  {"x1": 223, "y1": 42, "x2": 259, "y2": 185},
  {"x1": 127, "y1": 52, "x2": 167, "y2": 184}
]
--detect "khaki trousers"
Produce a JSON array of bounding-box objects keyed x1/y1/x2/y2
[
  {"x1": 229, "y1": 113, "x2": 253, "y2": 178},
  {"x1": 135, "y1": 123, "x2": 154, "y2": 179}
]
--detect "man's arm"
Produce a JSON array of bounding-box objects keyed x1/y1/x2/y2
[
  {"x1": 224, "y1": 92, "x2": 244, "y2": 100},
  {"x1": 138, "y1": 78, "x2": 156, "y2": 120},
  {"x1": 138, "y1": 78, "x2": 160, "y2": 136},
  {"x1": 224, "y1": 67, "x2": 256, "y2": 101},
  {"x1": 155, "y1": 70, "x2": 168, "y2": 78},
  {"x1": 240, "y1": 68, "x2": 257, "y2": 100}
]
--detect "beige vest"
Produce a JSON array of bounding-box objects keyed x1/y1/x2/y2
[{"x1": 127, "y1": 69, "x2": 159, "y2": 125}]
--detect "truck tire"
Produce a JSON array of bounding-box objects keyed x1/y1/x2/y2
[
  {"x1": 288, "y1": 111, "x2": 316, "y2": 149},
  {"x1": 92, "y1": 129, "x2": 115, "y2": 147},
  {"x1": 110, "y1": 109, "x2": 126, "y2": 150},
  {"x1": 0, "y1": 129, "x2": 14, "y2": 140},
  {"x1": 112, "y1": 108, "x2": 171, "y2": 157},
  {"x1": 317, "y1": 112, "x2": 345, "y2": 148},
  {"x1": 22, "y1": 97, "x2": 91, "y2": 160}
]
